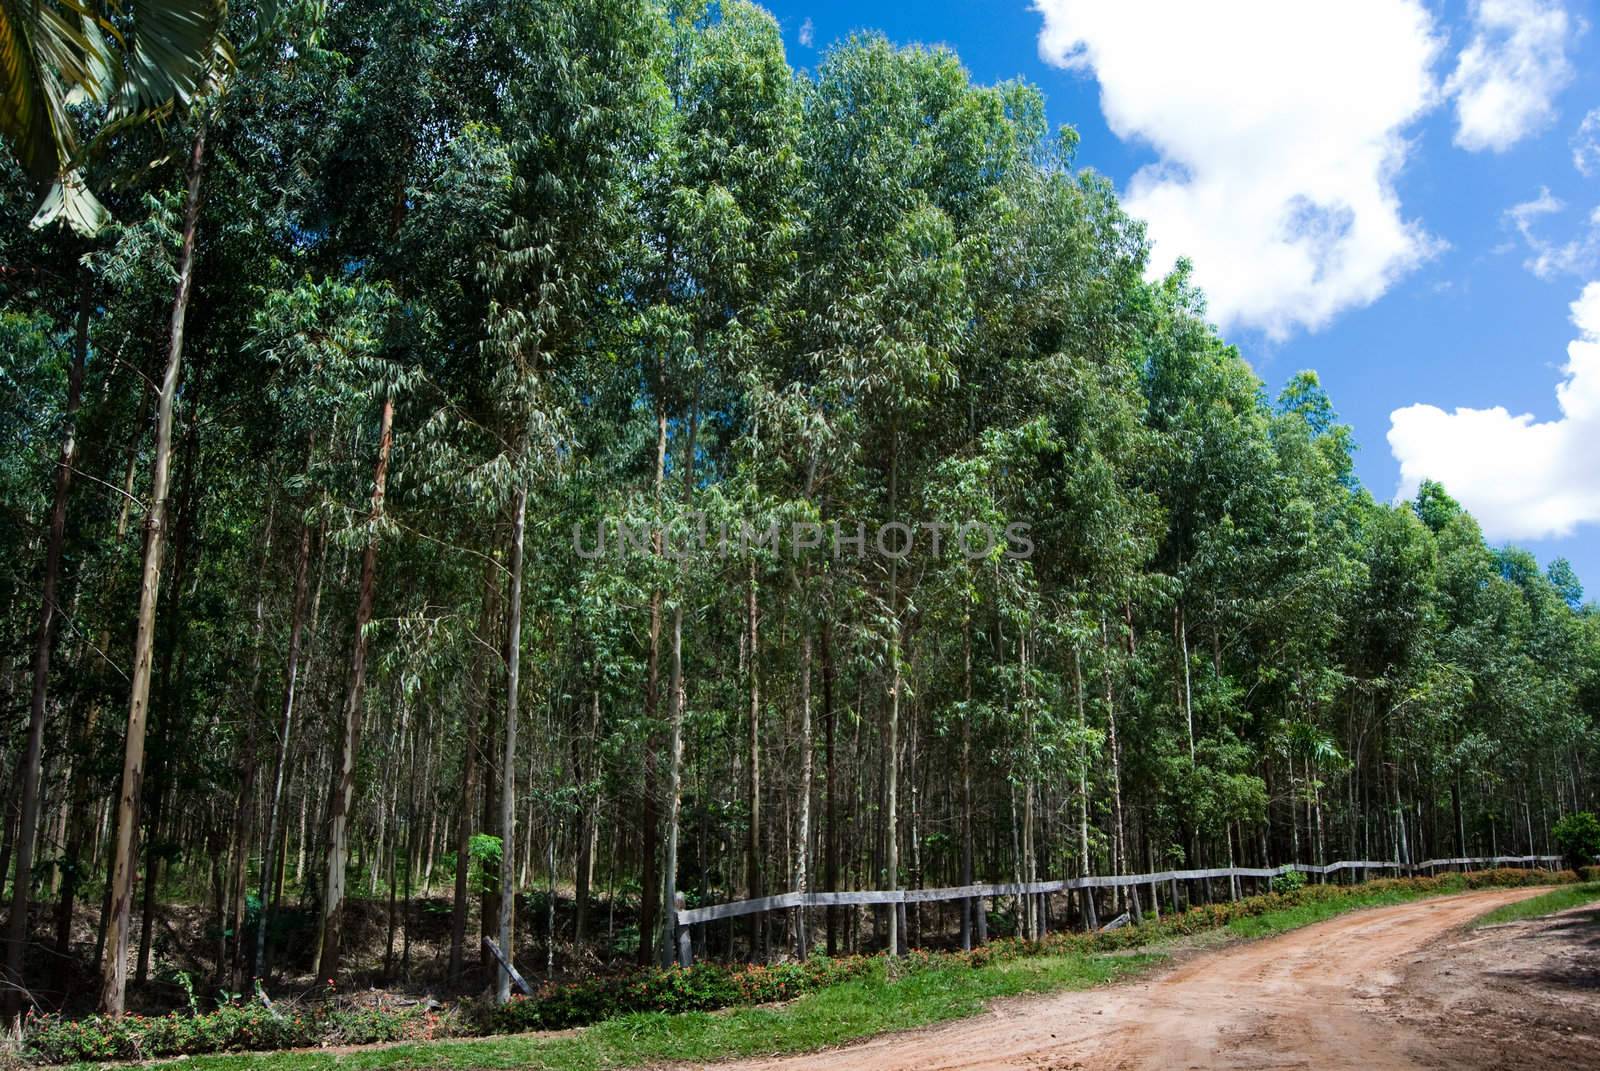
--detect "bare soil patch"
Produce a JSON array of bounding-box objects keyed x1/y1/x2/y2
[
  {"x1": 1386, "y1": 899, "x2": 1600, "y2": 1071},
  {"x1": 696, "y1": 887, "x2": 1600, "y2": 1071}
]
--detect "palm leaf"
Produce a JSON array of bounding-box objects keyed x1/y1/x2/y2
[
  {"x1": 106, "y1": 0, "x2": 231, "y2": 121},
  {"x1": 1, "y1": 0, "x2": 114, "y2": 233},
  {"x1": 28, "y1": 164, "x2": 109, "y2": 231},
  {"x1": 0, "y1": 0, "x2": 96, "y2": 186},
  {"x1": 2, "y1": 0, "x2": 229, "y2": 235}
]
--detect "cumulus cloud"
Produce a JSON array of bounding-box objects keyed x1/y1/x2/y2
[
  {"x1": 1574, "y1": 109, "x2": 1600, "y2": 175},
  {"x1": 1503, "y1": 188, "x2": 1600, "y2": 279},
  {"x1": 1388, "y1": 283, "x2": 1600, "y2": 540},
  {"x1": 1445, "y1": 0, "x2": 1577, "y2": 153},
  {"x1": 1033, "y1": 0, "x2": 1443, "y2": 339},
  {"x1": 799, "y1": 17, "x2": 814, "y2": 48}
]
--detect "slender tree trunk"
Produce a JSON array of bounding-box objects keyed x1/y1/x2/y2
[
  {"x1": 2, "y1": 266, "x2": 87, "y2": 1022},
  {"x1": 885, "y1": 424, "x2": 901, "y2": 958},
  {"x1": 544, "y1": 828, "x2": 556, "y2": 979},
  {"x1": 316, "y1": 392, "x2": 394, "y2": 984},
  {"x1": 449, "y1": 555, "x2": 497, "y2": 983},
  {"x1": 383, "y1": 703, "x2": 409, "y2": 982},
  {"x1": 745, "y1": 555, "x2": 762, "y2": 959},
  {"x1": 1101, "y1": 616, "x2": 1127, "y2": 905},
  {"x1": 659, "y1": 397, "x2": 697, "y2": 968},
  {"x1": 958, "y1": 615, "x2": 975, "y2": 948},
  {"x1": 57, "y1": 389, "x2": 143, "y2": 974},
  {"x1": 99, "y1": 120, "x2": 207, "y2": 1017},
  {"x1": 494, "y1": 486, "x2": 527, "y2": 1003},
  {"x1": 659, "y1": 596, "x2": 686, "y2": 968},
  {"x1": 637, "y1": 394, "x2": 667, "y2": 966},
  {"x1": 227, "y1": 505, "x2": 276, "y2": 988},
  {"x1": 477, "y1": 662, "x2": 500, "y2": 970},
  {"x1": 1073, "y1": 647, "x2": 1090, "y2": 879},
  {"x1": 1178, "y1": 600, "x2": 1195, "y2": 763},
  {"x1": 573, "y1": 688, "x2": 601, "y2": 947},
  {"x1": 793, "y1": 624, "x2": 814, "y2": 959},
  {"x1": 1021, "y1": 629, "x2": 1037, "y2": 940},
  {"x1": 254, "y1": 515, "x2": 314, "y2": 981},
  {"x1": 822, "y1": 620, "x2": 838, "y2": 956},
  {"x1": 136, "y1": 392, "x2": 202, "y2": 988}
]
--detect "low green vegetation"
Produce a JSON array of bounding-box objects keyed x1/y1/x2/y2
[
  {"x1": 1553, "y1": 812, "x2": 1600, "y2": 873},
  {"x1": 82, "y1": 953, "x2": 1143, "y2": 1071},
  {"x1": 27, "y1": 869, "x2": 1568, "y2": 1071},
  {"x1": 1473, "y1": 882, "x2": 1600, "y2": 927}
]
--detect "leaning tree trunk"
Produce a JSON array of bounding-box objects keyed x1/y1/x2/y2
[
  {"x1": 2, "y1": 263, "x2": 88, "y2": 1023},
  {"x1": 100, "y1": 120, "x2": 207, "y2": 1017},
  {"x1": 56, "y1": 389, "x2": 144, "y2": 973},
  {"x1": 494, "y1": 485, "x2": 527, "y2": 1004},
  {"x1": 315, "y1": 392, "x2": 394, "y2": 984}
]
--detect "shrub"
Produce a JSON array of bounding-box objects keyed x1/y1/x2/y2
[
  {"x1": 1553, "y1": 812, "x2": 1600, "y2": 873},
  {"x1": 23, "y1": 999, "x2": 439, "y2": 1065},
  {"x1": 1271, "y1": 869, "x2": 1307, "y2": 895},
  {"x1": 481, "y1": 955, "x2": 873, "y2": 1034}
]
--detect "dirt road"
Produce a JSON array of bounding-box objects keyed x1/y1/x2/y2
[{"x1": 702, "y1": 887, "x2": 1599, "y2": 1071}]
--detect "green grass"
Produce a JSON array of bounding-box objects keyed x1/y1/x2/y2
[
  {"x1": 108, "y1": 953, "x2": 1152, "y2": 1071},
  {"x1": 1473, "y1": 882, "x2": 1600, "y2": 926}
]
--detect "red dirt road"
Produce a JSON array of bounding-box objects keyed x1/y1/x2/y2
[{"x1": 702, "y1": 888, "x2": 1585, "y2": 1071}]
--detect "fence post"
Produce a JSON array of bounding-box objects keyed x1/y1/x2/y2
[
  {"x1": 673, "y1": 892, "x2": 692, "y2": 967},
  {"x1": 976, "y1": 895, "x2": 988, "y2": 944}
]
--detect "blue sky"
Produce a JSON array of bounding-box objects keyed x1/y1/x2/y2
[{"x1": 759, "y1": 0, "x2": 1600, "y2": 596}]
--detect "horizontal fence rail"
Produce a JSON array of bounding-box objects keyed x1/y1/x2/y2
[{"x1": 673, "y1": 854, "x2": 1562, "y2": 926}]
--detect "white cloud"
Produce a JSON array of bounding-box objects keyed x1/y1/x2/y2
[
  {"x1": 1574, "y1": 109, "x2": 1600, "y2": 175},
  {"x1": 1388, "y1": 283, "x2": 1600, "y2": 540},
  {"x1": 1445, "y1": 0, "x2": 1577, "y2": 153},
  {"x1": 1503, "y1": 187, "x2": 1600, "y2": 279},
  {"x1": 1033, "y1": 0, "x2": 1443, "y2": 339},
  {"x1": 799, "y1": 17, "x2": 814, "y2": 48},
  {"x1": 1508, "y1": 186, "x2": 1564, "y2": 229}
]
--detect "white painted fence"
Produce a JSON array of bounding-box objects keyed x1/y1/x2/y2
[{"x1": 665, "y1": 853, "x2": 1563, "y2": 963}]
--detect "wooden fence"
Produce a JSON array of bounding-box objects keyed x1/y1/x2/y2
[{"x1": 665, "y1": 854, "x2": 1563, "y2": 965}]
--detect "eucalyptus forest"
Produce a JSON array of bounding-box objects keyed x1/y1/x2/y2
[{"x1": 2, "y1": 0, "x2": 1598, "y2": 1035}]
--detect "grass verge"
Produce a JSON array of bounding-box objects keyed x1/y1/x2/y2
[
  {"x1": 51, "y1": 871, "x2": 1568, "y2": 1071},
  {"x1": 74, "y1": 953, "x2": 1152, "y2": 1071},
  {"x1": 1473, "y1": 882, "x2": 1600, "y2": 926}
]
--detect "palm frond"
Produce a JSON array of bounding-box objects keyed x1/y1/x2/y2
[
  {"x1": 2, "y1": 0, "x2": 230, "y2": 236},
  {"x1": 107, "y1": 0, "x2": 232, "y2": 121},
  {"x1": 0, "y1": 0, "x2": 92, "y2": 186}
]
